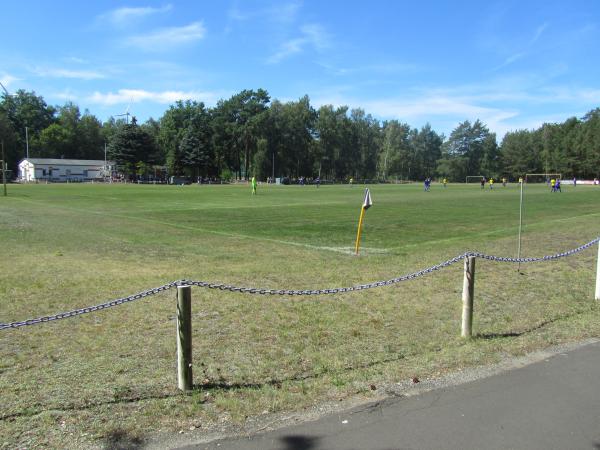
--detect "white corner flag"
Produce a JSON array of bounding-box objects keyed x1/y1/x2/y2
[
  {"x1": 362, "y1": 188, "x2": 373, "y2": 210},
  {"x1": 355, "y1": 188, "x2": 373, "y2": 254}
]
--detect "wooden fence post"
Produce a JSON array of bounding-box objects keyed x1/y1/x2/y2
[
  {"x1": 177, "y1": 285, "x2": 193, "y2": 391},
  {"x1": 595, "y1": 241, "x2": 600, "y2": 301},
  {"x1": 461, "y1": 256, "x2": 476, "y2": 338}
]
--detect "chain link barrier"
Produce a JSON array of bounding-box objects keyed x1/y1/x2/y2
[
  {"x1": 0, "y1": 282, "x2": 179, "y2": 331},
  {"x1": 465, "y1": 237, "x2": 600, "y2": 263},
  {"x1": 2, "y1": 237, "x2": 598, "y2": 330}
]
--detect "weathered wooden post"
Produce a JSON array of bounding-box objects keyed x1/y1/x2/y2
[
  {"x1": 176, "y1": 285, "x2": 193, "y2": 391},
  {"x1": 461, "y1": 256, "x2": 476, "y2": 337},
  {"x1": 595, "y1": 241, "x2": 600, "y2": 301}
]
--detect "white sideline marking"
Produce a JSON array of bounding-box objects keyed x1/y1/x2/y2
[
  {"x1": 16, "y1": 197, "x2": 376, "y2": 255},
  {"x1": 134, "y1": 201, "x2": 347, "y2": 212},
  {"x1": 121, "y1": 218, "x2": 389, "y2": 255},
  {"x1": 15, "y1": 198, "x2": 599, "y2": 255}
]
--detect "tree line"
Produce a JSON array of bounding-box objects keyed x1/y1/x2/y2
[{"x1": 1, "y1": 88, "x2": 599, "y2": 182}]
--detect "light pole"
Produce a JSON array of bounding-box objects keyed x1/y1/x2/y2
[
  {"x1": 1, "y1": 140, "x2": 7, "y2": 196},
  {"x1": 25, "y1": 126, "x2": 29, "y2": 159},
  {"x1": 0, "y1": 81, "x2": 9, "y2": 97}
]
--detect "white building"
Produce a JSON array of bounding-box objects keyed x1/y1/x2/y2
[{"x1": 18, "y1": 158, "x2": 114, "y2": 182}]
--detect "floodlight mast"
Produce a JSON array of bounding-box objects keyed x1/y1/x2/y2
[
  {"x1": 0, "y1": 81, "x2": 9, "y2": 96},
  {"x1": 1, "y1": 140, "x2": 7, "y2": 196},
  {"x1": 116, "y1": 100, "x2": 132, "y2": 124}
]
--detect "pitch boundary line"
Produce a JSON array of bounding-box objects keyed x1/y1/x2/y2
[{"x1": 15, "y1": 198, "x2": 361, "y2": 255}]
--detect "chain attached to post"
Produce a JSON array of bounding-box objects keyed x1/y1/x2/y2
[{"x1": 1, "y1": 237, "x2": 599, "y2": 331}]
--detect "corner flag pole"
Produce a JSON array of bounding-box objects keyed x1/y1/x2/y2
[
  {"x1": 354, "y1": 207, "x2": 366, "y2": 254},
  {"x1": 354, "y1": 188, "x2": 372, "y2": 255}
]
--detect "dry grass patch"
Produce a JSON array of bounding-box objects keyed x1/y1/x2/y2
[{"x1": 1, "y1": 183, "x2": 599, "y2": 448}]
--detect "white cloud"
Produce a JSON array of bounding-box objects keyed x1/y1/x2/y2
[
  {"x1": 127, "y1": 22, "x2": 206, "y2": 51},
  {"x1": 300, "y1": 24, "x2": 329, "y2": 50},
  {"x1": 33, "y1": 67, "x2": 105, "y2": 80},
  {"x1": 317, "y1": 61, "x2": 419, "y2": 76},
  {"x1": 310, "y1": 87, "x2": 528, "y2": 138},
  {"x1": 63, "y1": 56, "x2": 89, "y2": 64},
  {"x1": 530, "y1": 22, "x2": 549, "y2": 44},
  {"x1": 267, "y1": 23, "x2": 331, "y2": 64},
  {"x1": 310, "y1": 77, "x2": 600, "y2": 139},
  {"x1": 51, "y1": 90, "x2": 78, "y2": 102},
  {"x1": 269, "y1": 2, "x2": 301, "y2": 24},
  {"x1": 0, "y1": 73, "x2": 19, "y2": 89},
  {"x1": 268, "y1": 38, "x2": 305, "y2": 63},
  {"x1": 228, "y1": 1, "x2": 300, "y2": 24},
  {"x1": 88, "y1": 88, "x2": 219, "y2": 106},
  {"x1": 101, "y1": 4, "x2": 173, "y2": 26},
  {"x1": 490, "y1": 52, "x2": 527, "y2": 72}
]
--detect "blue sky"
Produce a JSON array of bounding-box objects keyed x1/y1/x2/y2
[{"x1": 1, "y1": 0, "x2": 599, "y2": 138}]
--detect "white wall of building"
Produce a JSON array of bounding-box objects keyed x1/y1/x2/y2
[{"x1": 18, "y1": 159, "x2": 113, "y2": 182}]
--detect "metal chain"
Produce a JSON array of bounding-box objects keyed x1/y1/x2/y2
[
  {"x1": 184, "y1": 253, "x2": 468, "y2": 296},
  {"x1": 0, "y1": 282, "x2": 179, "y2": 331},
  {"x1": 1, "y1": 237, "x2": 598, "y2": 330},
  {"x1": 464, "y1": 237, "x2": 600, "y2": 263}
]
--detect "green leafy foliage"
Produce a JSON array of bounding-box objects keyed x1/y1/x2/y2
[{"x1": 1, "y1": 88, "x2": 599, "y2": 182}]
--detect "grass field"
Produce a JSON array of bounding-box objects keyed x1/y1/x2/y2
[{"x1": 1, "y1": 181, "x2": 599, "y2": 449}]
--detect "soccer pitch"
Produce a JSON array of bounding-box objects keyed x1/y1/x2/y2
[
  {"x1": 1, "y1": 182, "x2": 599, "y2": 448},
  {"x1": 4, "y1": 181, "x2": 598, "y2": 255}
]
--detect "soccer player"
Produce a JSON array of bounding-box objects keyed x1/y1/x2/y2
[
  {"x1": 550, "y1": 179, "x2": 556, "y2": 192},
  {"x1": 480, "y1": 177, "x2": 485, "y2": 189},
  {"x1": 489, "y1": 178, "x2": 494, "y2": 189},
  {"x1": 443, "y1": 178, "x2": 447, "y2": 188},
  {"x1": 502, "y1": 177, "x2": 507, "y2": 187},
  {"x1": 424, "y1": 177, "x2": 431, "y2": 191},
  {"x1": 251, "y1": 176, "x2": 257, "y2": 195},
  {"x1": 554, "y1": 178, "x2": 561, "y2": 192},
  {"x1": 349, "y1": 177, "x2": 354, "y2": 187},
  {"x1": 518, "y1": 176, "x2": 523, "y2": 184}
]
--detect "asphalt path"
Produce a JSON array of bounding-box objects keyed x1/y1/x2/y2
[{"x1": 175, "y1": 340, "x2": 600, "y2": 450}]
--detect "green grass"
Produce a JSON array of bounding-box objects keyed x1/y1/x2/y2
[{"x1": 1, "y1": 182, "x2": 599, "y2": 449}]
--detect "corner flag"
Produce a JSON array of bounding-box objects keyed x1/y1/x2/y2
[
  {"x1": 355, "y1": 188, "x2": 373, "y2": 255},
  {"x1": 362, "y1": 188, "x2": 372, "y2": 210}
]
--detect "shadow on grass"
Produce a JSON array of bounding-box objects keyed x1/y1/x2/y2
[
  {"x1": 193, "y1": 352, "x2": 411, "y2": 392},
  {"x1": 475, "y1": 312, "x2": 580, "y2": 339},
  {"x1": 1, "y1": 353, "x2": 412, "y2": 421},
  {"x1": 103, "y1": 428, "x2": 145, "y2": 450}
]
